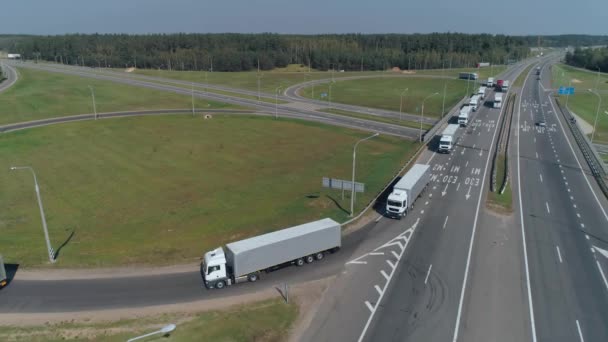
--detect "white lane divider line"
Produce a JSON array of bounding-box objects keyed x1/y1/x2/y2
[
  {"x1": 576, "y1": 320, "x2": 585, "y2": 342},
  {"x1": 380, "y1": 270, "x2": 390, "y2": 280},
  {"x1": 540, "y1": 174, "x2": 543, "y2": 182},
  {"x1": 595, "y1": 260, "x2": 608, "y2": 292},
  {"x1": 465, "y1": 161, "x2": 469, "y2": 167},
  {"x1": 375, "y1": 215, "x2": 383, "y2": 222},
  {"x1": 386, "y1": 259, "x2": 396, "y2": 269},
  {"x1": 369, "y1": 252, "x2": 384, "y2": 256},
  {"x1": 456, "y1": 182, "x2": 461, "y2": 191},
  {"x1": 582, "y1": 223, "x2": 586, "y2": 228},
  {"x1": 556, "y1": 245, "x2": 563, "y2": 263},
  {"x1": 365, "y1": 301, "x2": 374, "y2": 313},
  {"x1": 424, "y1": 264, "x2": 433, "y2": 285},
  {"x1": 536, "y1": 152, "x2": 539, "y2": 159},
  {"x1": 443, "y1": 216, "x2": 449, "y2": 229},
  {"x1": 374, "y1": 285, "x2": 383, "y2": 296},
  {"x1": 586, "y1": 234, "x2": 590, "y2": 240},
  {"x1": 546, "y1": 202, "x2": 551, "y2": 214},
  {"x1": 576, "y1": 213, "x2": 580, "y2": 218}
]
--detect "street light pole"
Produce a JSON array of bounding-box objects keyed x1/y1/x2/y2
[
  {"x1": 191, "y1": 82, "x2": 195, "y2": 116},
  {"x1": 10, "y1": 166, "x2": 55, "y2": 263},
  {"x1": 565, "y1": 79, "x2": 572, "y2": 108},
  {"x1": 127, "y1": 324, "x2": 176, "y2": 342},
  {"x1": 275, "y1": 86, "x2": 282, "y2": 119},
  {"x1": 420, "y1": 93, "x2": 439, "y2": 142},
  {"x1": 88, "y1": 85, "x2": 97, "y2": 120},
  {"x1": 350, "y1": 133, "x2": 379, "y2": 217},
  {"x1": 588, "y1": 89, "x2": 602, "y2": 144},
  {"x1": 399, "y1": 88, "x2": 409, "y2": 121},
  {"x1": 329, "y1": 82, "x2": 334, "y2": 109}
]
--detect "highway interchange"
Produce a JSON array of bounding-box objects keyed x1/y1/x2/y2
[{"x1": 1, "y1": 56, "x2": 608, "y2": 342}]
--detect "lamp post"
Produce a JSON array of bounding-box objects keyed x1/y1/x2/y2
[
  {"x1": 275, "y1": 86, "x2": 282, "y2": 119},
  {"x1": 88, "y1": 85, "x2": 97, "y2": 120},
  {"x1": 565, "y1": 79, "x2": 572, "y2": 108},
  {"x1": 350, "y1": 133, "x2": 379, "y2": 217},
  {"x1": 399, "y1": 88, "x2": 409, "y2": 121},
  {"x1": 420, "y1": 92, "x2": 440, "y2": 142},
  {"x1": 588, "y1": 89, "x2": 602, "y2": 144},
  {"x1": 191, "y1": 82, "x2": 195, "y2": 116},
  {"x1": 10, "y1": 166, "x2": 55, "y2": 263},
  {"x1": 127, "y1": 324, "x2": 176, "y2": 342},
  {"x1": 329, "y1": 82, "x2": 334, "y2": 109}
]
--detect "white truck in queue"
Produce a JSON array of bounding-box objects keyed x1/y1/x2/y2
[
  {"x1": 385, "y1": 164, "x2": 431, "y2": 219},
  {"x1": 487, "y1": 77, "x2": 495, "y2": 87},
  {"x1": 438, "y1": 124, "x2": 459, "y2": 153},
  {"x1": 458, "y1": 105, "x2": 471, "y2": 126},
  {"x1": 201, "y1": 218, "x2": 341, "y2": 289},
  {"x1": 477, "y1": 86, "x2": 487, "y2": 99},
  {"x1": 494, "y1": 93, "x2": 503, "y2": 109},
  {"x1": 468, "y1": 95, "x2": 481, "y2": 112}
]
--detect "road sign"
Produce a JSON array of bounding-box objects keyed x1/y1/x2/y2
[
  {"x1": 320, "y1": 92, "x2": 328, "y2": 98},
  {"x1": 558, "y1": 86, "x2": 575, "y2": 95},
  {"x1": 322, "y1": 177, "x2": 365, "y2": 193}
]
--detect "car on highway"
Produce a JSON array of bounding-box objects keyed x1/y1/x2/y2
[{"x1": 537, "y1": 120, "x2": 546, "y2": 127}]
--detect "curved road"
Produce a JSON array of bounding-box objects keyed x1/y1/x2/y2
[{"x1": 0, "y1": 62, "x2": 18, "y2": 92}]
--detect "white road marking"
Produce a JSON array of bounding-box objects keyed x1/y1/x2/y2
[
  {"x1": 540, "y1": 174, "x2": 543, "y2": 182},
  {"x1": 576, "y1": 320, "x2": 585, "y2": 342},
  {"x1": 586, "y1": 234, "x2": 590, "y2": 240},
  {"x1": 386, "y1": 259, "x2": 396, "y2": 269},
  {"x1": 443, "y1": 216, "x2": 449, "y2": 229},
  {"x1": 546, "y1": 202, "x2": 550, "y2": 214},
  {"x1": 425, "y1": 201, "x2": 429, "y2": 205},
  {"x1": 375, "y1": 285, "x2": 383, "y2": 295},
  {"x1": 456, "y1": 182, "x2": 461, "y2": 191},
  {"x1": 381, "y1": 270, "x2": 389, "y2": 280},
  {"x1": 365, "y1": 301, "x2": 374, "y2": 313},
  {"x1": 369, "y1": 252, "x2": 384, "y2": 256},
  {"x1": 536, "y1": 152, "x2": 539, "y2": 158},
  {"x1": 391, "y1": 251, "x2": 399, "y2": 259},
  {"x1": 424, "y1": 264, "x2": 433, "y2": 285},
  {"x1": 425, "y1": 151, "x2": 437, "y2": 165},
  {"x1": 465, "y1": 161, "x2": 469, "y2": 167},
  {"x1": 556, "y1": 245, "x2": 563, "y2": 263},
  {"x1": 570, "y1": 196, "x2": 574, "y2": 200},
  {"x1": 582, "y1": 223, "x2": 585, "y2": 228},
  {"x1": 534, "y1": 137, "x2": 536, "y2": 142},
  {"x1": 574, "y1": 204, "x2": 577, "y2": 208},
  {"x1": 375, "y1": 215, "x2": 383, "y2": 222},
  {"x1": 461, "y1": 147, "x2": 466, "y2": 155},
  {"x1": 576, "y1": 213, "x2": 580, "y2": 218},
  {"x1": 565, "y1": 182, "x2": 568, "y2": 186},
  {"x1": 595, "y1": 260, "x2": 608, "y2": 292}
]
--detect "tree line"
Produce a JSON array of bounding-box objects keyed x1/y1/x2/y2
[
  {"x1": 0, "y1": 33, "x2": 604, "y2": 72},
  {"x1": 565, "y1": 47, "x2": 608, "y2": 72}
]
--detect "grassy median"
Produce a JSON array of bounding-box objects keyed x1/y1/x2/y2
[
  {"x1": 0, "y1": 68, "x2": 245, "y2": 126},
  {"x1": 0, "y1": 115, "x2": 417, "y2": 267},
  {"x1": 0, "y1": 298, "x2": 297, "y2": 342},
  {"x1": 486, "y1": 153, "x2": 513, "y2": 213}
]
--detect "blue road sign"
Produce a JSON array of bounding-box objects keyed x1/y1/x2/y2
[
  {"x1": 559, "y1": 86, "x2": 575, "y2": 95},
  {"x1": 320, "y1": 92, "x2": 328, "y2": 97}
]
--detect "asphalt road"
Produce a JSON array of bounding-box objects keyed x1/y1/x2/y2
[
  {"x1": 0, "y1": 62, "x2": 18, "y2": 92},
  {"x1": 516, "y1": 58, "x2": 608, "y2": 341},
  {"x1": 301, "y1": 60, "x2": 535, "y2": 342},
  {"x1": 7, "y1": 61, "x2": 430, "y2": 138}
]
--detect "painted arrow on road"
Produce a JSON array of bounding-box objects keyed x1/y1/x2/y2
[
  {"x1": 442, "y1": 183, "x2": 449, "y2": 197},
  {"x1": 465, "y1": 185, "x2": 472, "y2": 200},
  {"x1": 593, "y1": 246, "x2": 608, "y2": 259}
]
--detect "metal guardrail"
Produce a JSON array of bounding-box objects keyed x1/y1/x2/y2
[
  {"x1": 499, "y1": 94, "x2": 516, "y2": 195},
  {"x1": 555, "y1": 99, "x2": 608, "y2": 199}
]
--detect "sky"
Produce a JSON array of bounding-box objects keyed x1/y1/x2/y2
[{"x1": 0, "y1": 0, "x2": 605, "y2": 36}]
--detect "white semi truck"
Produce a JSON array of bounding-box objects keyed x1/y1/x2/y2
[
  {"x1": 438, "y1": 124, "x2": 459, "y2": 154},
  {"x1": 487, "y1": 77, "x2": 495, "y2": 87},
  {"x1": 469, "y1": 95, "x2": 481, "y2": 112},
  {"x1": 385, "y1": 164, "x2": 431, "y2": 219},
  {"x1": 494, "y1": 93, "x2": 503, "y2": 109},
  {"x1": 458, "y1": 105, "x2": 471, "y2": 126},
  {"x1": 477, "y1": 86, "x2": 487, "y2": 99},
  {"x1": 201, "y1": 218, "x2": 341, "y2": 289}
]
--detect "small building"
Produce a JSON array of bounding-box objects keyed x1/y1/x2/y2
[{"x1": 7, "y1": 53, "x2": 21, "y2": 59}]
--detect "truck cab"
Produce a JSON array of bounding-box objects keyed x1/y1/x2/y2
[
  {"x1": 438, "y1": 134, "x2": 453, "y2": 153},
  {"x1": 386, "y1": 191, "x2": 408, "y2": 218},
  {"x1": 202, "y1": 247, "x2": 230, "y2": 288}
]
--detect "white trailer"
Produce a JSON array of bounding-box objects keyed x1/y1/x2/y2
[
  {"x1": 477, "y1": 86, "x2": 487, "y2": 99},
  {"x1": 438, "y1": 124, "x2": 459, "y2": 153},
  {"x1": 494, "y1": 93, "x2": 503, "y2": 109},
  {"x1": 501, "y1": 80, "x2": 510, "y2": 92},
  {"x1": 469, "y1": 95, "x2": 481, "y2": 112},
  {"x1": 385, "y1": 164, "x2": 431, "y2": 219},
  {"x1": 202, "y1": 218, "x2": 341, "y2": 289},
  {"x1": 487, "y1": 77, "x2": 495, "y2": 87}
]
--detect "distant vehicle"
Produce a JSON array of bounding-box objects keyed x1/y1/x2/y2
[
  {"x1": 537, "y1": 120, "x2": 546, "y2": 127},
  {"x1": 459, "y1": 105, "x2": 472, "y2": 126},
  {"x1": 459, "y1": 72, "x2": 478, "y2": 80},
  {"x1": 487, "y1": 77, "x2": 495, "y2": 87},
  {"x1": 438, "y1": 124, "x2": 459, "y2": 153},
  {"x1": 502, "y1": 80, "x2": 510, "y2": 92},
  {"x1": 477, "y1": 86, "x2": 487, "y2": 99},
  {"x1": 469, "y1": 95, "x2": 481, "y2": 111},
  {"x1": 201, "y1": 218, "x2": 341, "y2": 289},
  {"x1": 494, "y1": 93, "x2": 503, "y2": 109},
  {"x1": 0, "y1": 255, "x2": 7, "y2": 288},
  {"x1": 386, "y1": 164, "x2": 431, "y2": 219},
  {"x1": 536, "y1": 66, "x2": 541, "y2": 75},
  {"x1": 476, "y1": 62, "x2": 491, "y2": 68},
  {"x1": 496, "y1": 79, "x2": 504, "y2": 90}
]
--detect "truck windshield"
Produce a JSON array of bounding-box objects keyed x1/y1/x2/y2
[{"x1": 387, "y1": 200, "x2": 403, "y2": 207}]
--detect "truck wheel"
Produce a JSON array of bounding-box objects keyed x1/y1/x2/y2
[
  {"x1": 215, "y1": 280, "x2": 225, "y2": 289},
  {"x1": 248, "y1": 273, "x2": 258, "y2": 282},
  {"x1": 295, "y1": 258, "x2": 305, "y2": 266},
  {"x1": 305, "y1": 255, "x2": 315, "y2": 264},
  {"x1": 315, "y1": 252, "x2": 325, "y2": 260}
]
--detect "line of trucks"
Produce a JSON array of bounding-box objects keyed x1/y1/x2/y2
[{"x1": 202, "y1": 162, "x2": 434, "y2": 289}]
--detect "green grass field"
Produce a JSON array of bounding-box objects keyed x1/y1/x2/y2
[
  {"x1": 513, "y1": 64, "x2": 535, "y2": 88},
  {"x1": 300, "y1": 77, "x2": 472, "y2": 119},
  {"x1": 0, "y1": 115, "x2": 417, "y2": 267},
  {"x1": 552, "y1": 64, "x2": 608, "y2": 143},
  {"x1": 413, "y1": 65, "x2": 507, "y2": 80},
  {"x1": 320, "y1": 108, "x2": 433, "y2": 131},
  {"x1": 0, "y1": 68, "x2": 244, "y2": 126},
  {"x1": 0, "y1": 298, "x2": 296, "y2": 342}
]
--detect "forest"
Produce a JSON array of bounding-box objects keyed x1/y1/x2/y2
[
  {"x1": 1, "y1": 33, "x2": 606, "y2": 72},
  {"x1": 565, "y1": 47, "x2": 608, "y2": 72}
]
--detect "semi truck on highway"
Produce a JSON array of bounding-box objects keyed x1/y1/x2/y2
[
  {"x1": 468, "y1": 95, "x2": 481, "y2": 111},
  {"x1": 385, "y1": 164, "x2": 431, "y2": 219},
  {"x1": 487, "y1": 77, "x2": 495, "y2": 87},
  {"x1": 458, "y1": 105, "x2": 471, "y2": 126},
  {"x1": 438, "y1": 124, "x2": 459, "y2": 153},
  {"x1": 477, "y1": 86, "x2": 487, "y2": 99},
  {"x1": 494, "y1": 93, "x2": 503, "y2": 109},
  {"x1": 496, "y1": 79, "x2": 510, "y2": 92},
  {"x1": 0, "y1": 255, "x2": 7, "y2": 288},
  {"x1": 201, "y1": 218, "x2": 341, "y2": 289}
]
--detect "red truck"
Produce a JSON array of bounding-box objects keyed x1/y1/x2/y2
[{"x1": 496, "y1": 79, "x2": 504, "y2": 91}]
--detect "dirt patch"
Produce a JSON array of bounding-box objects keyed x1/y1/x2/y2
[
  {"x1": 287, "y1": 277, "x2": 333, "y2": 342},
  {"x1": 571, "y1": 78, "x2": 583, "y2": 84},
  {"x1": 124, "y1": 67, "x2": 136, "y2": 73}
]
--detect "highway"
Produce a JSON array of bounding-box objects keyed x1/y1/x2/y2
[
  {"x1": 0, "y1": 62, "x2": 18, "y2": 92},
  {"x1": 301, "y1": 60, "x2": 535, "y2": 342},
  {"x1": 515, "y1": 59, "x2": 608, "y2": 341}
]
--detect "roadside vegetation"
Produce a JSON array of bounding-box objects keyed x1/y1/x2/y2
[
  {"x1": 513, "y1": 64, "x2": 535, "y2": 88},
  {"x1": 300, "y1": 77, "x2": 471, "y2": 119},
  {"x1": 486, "y1": 154, "x2": 513, "y2": 213},
  {"x1": 0, "y1": 115, "x2": 418, "y2": 267},
  {"x1": 320, "y1": 108, "x2": 433, "y2": 130},
  {"x1": 552, "y1": 64, "x2": 608, "y2": 144},
  {"x1": 0, "y1": 67, "x2": 244, "y2": 126},
  {"x1": 0, "y1": 298, "x2": 297, "y2": 342},
  {"x1": 413, "y1": 65, "x2": 507, "y2": 80}
]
